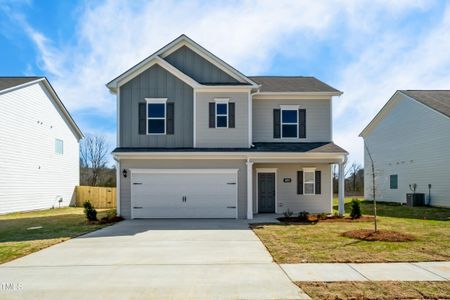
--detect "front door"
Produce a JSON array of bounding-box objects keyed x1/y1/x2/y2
[{"x1": 258, "y1": 173, "x2": 275, "y2": 213}]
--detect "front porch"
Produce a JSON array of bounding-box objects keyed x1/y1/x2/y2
[{"x1": 246, "y1": 153, "x2": 347, "y2": 219}]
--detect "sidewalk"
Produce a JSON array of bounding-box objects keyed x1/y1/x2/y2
[{"x1": 280, "y1": 262, "x2": 450, "y2": 282}]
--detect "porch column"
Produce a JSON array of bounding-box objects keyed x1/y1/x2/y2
[
  {"x1": 246, "y1": 160, "x2": 254, "y2": 219},
  {"x1": 338, "y1": 162, "x2": 345, "y2": 216}
]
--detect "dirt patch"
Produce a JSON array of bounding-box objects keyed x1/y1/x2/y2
[{"x1": 342, "y1": 229, "x2": 416, "y2": 242}]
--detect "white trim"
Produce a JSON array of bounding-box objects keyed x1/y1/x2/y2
[
  {"x1": 256, "y1": 168, "x2": 278, "y2": 214},
  {"x1": 117, "y1": 87, "x2": 121, "y2": 146},
  {"x1": 116, "y1": 161, "x2": 121, "y2": 216},
  {"x1": 281, "y1": 107, "x2": 299, "y2": 139},
  {"x1": 146, "y1": 101, "x2": 166, "y2": 135},
  {"x1": 195, "y1": 86, "x2": 256, "y2": 92},
  {"x1": 303, "y1": 168, "x2": 316, "y2": 195},
  {"x1": 280, "y1": 105, "x2": 300, "y2": 110},
  {"x1": 193, "y1": 90, "x2": 197, "y2": 147},
  {"x1": 0, "y1": 78, "x2": 46, "y2": 95},
  {"x1": 215, "y1": 102, "x2": 229, "y2": 128},
  {"x1": 214, "y1": 98, "x2": 230, "y2": 103},
  {"x1": 246, "y1": 160, "x2": 254, "y2": 219},
  {"x1": 129, "y1": 168, "x2": 239, "y2": 174},
  {"x1": 248, "y1": 90, "x2": 252, "y2": 147},
  {"x1": 253, "y1": 91, "x2": 342, "y2": 98}
]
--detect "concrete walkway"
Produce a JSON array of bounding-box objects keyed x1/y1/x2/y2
[
  {"x1": 281, "y1": 262, "x2": 450, "y2": 282},
  {"x1": 0, "y1": 219, "x2": 309, "y2": 300}
]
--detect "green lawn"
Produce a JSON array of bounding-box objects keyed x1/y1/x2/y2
[
  {"x1": 0, "y1": 207, "x2": 117, "y2": 264},
  {"x1": 252, "y1": 198, "x2": 450, "y2": 263}
]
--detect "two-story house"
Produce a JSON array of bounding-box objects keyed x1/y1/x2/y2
[{"x1": 107, "y1": 35, "x2": 348, "y2": 219}]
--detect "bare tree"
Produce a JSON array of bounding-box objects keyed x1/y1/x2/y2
[
  {"x1": 349, "y1": 162, "x2": 362, "y2": 193},
  {"x1": 364, "y1": 143, "x2": 378, "y2": 232},
  {"x1": 80, "y1": 135, "x2": 109, "y2": 186}
]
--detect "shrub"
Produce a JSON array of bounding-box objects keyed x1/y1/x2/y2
[
  {"x1": 283, "y1": 209, "x2": 294, "y2": 218},
  {"x1": 350, "y1": 199, "x2": 362, "y2": 219},
  {"x1": 298, "y1": 211, "x2": 309, "y2": 221},
  {"x1": 317, "y1": 212, "x2": 327, "y2": 220},
  {"x1": 83, "y1": 201, "x2": 97, "y2": 221}
]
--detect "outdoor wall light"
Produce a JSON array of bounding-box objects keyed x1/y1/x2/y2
[{"x1": 122, "y1": 169, "x2": 128, "y2": 178}]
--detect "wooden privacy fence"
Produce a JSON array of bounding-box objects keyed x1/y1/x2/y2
[{"x1": 75, "y1": 186, "x2": 116, "y2": 208}]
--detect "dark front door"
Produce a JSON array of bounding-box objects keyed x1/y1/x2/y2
[{"x1": 258, "y1": 173, "x2": 276, "y2": 213}]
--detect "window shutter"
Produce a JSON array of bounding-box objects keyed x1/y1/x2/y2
[
  {"x1": 297, "y1": 171, "x2": 303, "y2": 194},
  {"x1": 229, "y1": 102, "x2": 235, "y2": 128},
  {"x1": 209, "y1": 102, "x2": 215, "y2": 128},
  {"x1": 166, "y1": 103, "x2": 174, "y2": 135},
  {"x1": 299, "y1": 109, "x2": 306, "y2": 138},
  {"x1": 138, "y1": 103, "x2": 146, "y2": 135},
  {"x1": 315, "y1": 170, "x2": 321, "y2": 194},
  {"x1": 273, "y1": 109, "x2": 281, "y2": 138}
]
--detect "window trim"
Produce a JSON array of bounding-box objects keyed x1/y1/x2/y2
[
  {"x1": 303, "y1": 167, "x2": 316, "y2": 195},
  {"x1": 280, "y1": 105, "x2": 299, "y2": 139},
  {"x1": 214, "y1": 98, "x2": 229, "y2": 128},
  {"x1": 145, "y1": 98, "x2": 167, "y2": 135},
  {"x1": 390, "y1": 174, "x2": 398, "y2": 189},
  {"x1": 55, "y1": 138, "x2": 64, "y2": 155}
]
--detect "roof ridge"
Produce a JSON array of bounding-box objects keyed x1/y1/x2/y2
[{"x1": 248, "y1": 75, "x2": 314, "y2": 78}]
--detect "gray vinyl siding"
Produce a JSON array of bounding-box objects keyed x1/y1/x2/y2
[
  {"x1": 119, "y1": 64, "x2": 193, "y2": 147},
  {"x1": 165, "y1": 46, "x2": 239, "y2": 84},
  {"x1": 252, "y1": 163, "x2": 332, "y2": 214},
  {"x1": 119, "y1": 159, "x2": 247, "y2": 219},
  {"x1": 196, "y1": 92, "x2": 249, "y2": 147},
  {"x1": 363, "y1": 93, "x2": 450, "y2": 208},
  {"x1": 252, "y1": 98, "x2": 332, "y2": 142}
]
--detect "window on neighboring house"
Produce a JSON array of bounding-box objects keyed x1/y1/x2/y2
[
  {"x1": 390, "y1": 174, "x2": 398, "y2": 189},
  {"x1": 216, "y1": 102, "x2": 228, "y2": 128},
  {"x1": 147, "y1": 100, "x2": 166, "y2": 134},
  {"x1": 55, "y1": 139, "x2": 64, "y2": 155},
  {"x1": 303, "y1": 169, "x2": 315, "y2": 195},
  {"x1": 281, "y1": 109, "x2": 298, "y2": 138}
]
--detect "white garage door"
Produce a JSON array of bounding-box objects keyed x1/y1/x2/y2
[{"x1": 131, "y1": 169, "x2": 238, "y2": 219}]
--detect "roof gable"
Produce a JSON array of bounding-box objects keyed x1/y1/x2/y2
[{"x1": 0, "y1": 77, "x2": 44, "y2": 93}]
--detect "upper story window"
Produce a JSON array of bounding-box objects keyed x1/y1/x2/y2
[
  {"x1": 274, "y1": 105, "x2": 306, "y2": 139},
  {"x1": 209, "y1": 99, "x2": 235, "y2": 129},
  {"x1": 303, "y1": 168, "x2": 316, "y2": 195},
  {"x1": 281, "y1": 109, "x2": 298, "y2": 138},
  {"x1": 55, "y1": 138, "x2": 64, "y2": 155},
  {"x1": 146, "y1": 98, "x2": 167, "y2": 135},
  {"x1": 216, "y1": 102, "x2": 228, "y2": 128}
]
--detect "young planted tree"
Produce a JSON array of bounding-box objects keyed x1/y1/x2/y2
[
  {"x1": 364, "y1": 143, "x2": 378, "y2": 232},
  {"x1": 80, "y1": 134, "x2": 109, "y2": 186}
]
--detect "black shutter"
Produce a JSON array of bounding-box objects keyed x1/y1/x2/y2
[
  {"x1": 315, "y1": 170, "x2": 321, "y2": 194},
  {"x1": 166, "y1": 103, "x2": 174, "y2": 135},
  {"x1": 229, "y1": 103, "x2": 235, "y2": 128},
  {"x1": 273, "y1": 109, "x2": 281, "y2": 138},
  {"x1": 138, "y1": 103, "x2": 146, "y2": 135},
  {"x1": 299, "y1": 109, "x2": 306, "y2": 138},
  {"x1": 297, "y1": 171, "x2": 304, "y2": 194},
  {"x1": 209, "y1": 102, "x2": 215, "y2": 128}
]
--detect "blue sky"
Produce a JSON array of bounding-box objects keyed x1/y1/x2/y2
[{"x1": 1, "y1": 0, "x2": 450, "y2": 165}]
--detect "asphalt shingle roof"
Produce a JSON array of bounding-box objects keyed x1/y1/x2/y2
[
  {"x1": 113, "y1": 142, "x2": 348, "y2": 154},
  {"x1": 0, "y1": 77, "x2": 44, "y2": 92},
  {"x1": 249, "y1": 76, "x2": 341, "y2": 93},
  {"x1": 400, "y1": 90, "x2": 450, "y2": 118}
]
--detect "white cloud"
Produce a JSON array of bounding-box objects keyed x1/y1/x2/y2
[{"x1": 9, "y1": 0, "x2": 450, "y2": 167}]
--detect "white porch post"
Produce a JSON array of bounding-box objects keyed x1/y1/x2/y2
[
  {"x1": 338, "y1": 162, "x2": 345, "y2": 216},
  {"x1": 246, "y1": 160, "x2": 254, "y2": 219}
]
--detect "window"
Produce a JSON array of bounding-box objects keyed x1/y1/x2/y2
[
  {"x1": 146, "y1": 99, "x2": 167, "y2": 134},
  {"x1": 216, "y1": 102, "x2": 228, "y2": 128},
  {"x1": 281, "y1": 109, "x2": 298, "y2": 138},
  {"x1": 303, "y1": 169, "x2": 315, "y2": 195},
  {"x1": 390, "y1": 174, "x2": 398, "y2": 189},
  {"x1": 55, "y1": 139, "x2": 63, "y2": 155}
]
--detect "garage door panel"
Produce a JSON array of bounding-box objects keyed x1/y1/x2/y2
[{"x1": 131, "y1": 170, "x2": 238, "y2": 219}]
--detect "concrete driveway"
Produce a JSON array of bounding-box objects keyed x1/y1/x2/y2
[{"x1": 0, "y1": 219, "x2": 308, "y2": 300}]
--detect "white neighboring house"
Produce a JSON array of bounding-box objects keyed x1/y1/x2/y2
[
  {"x1": 0, "y1": 77, "x2": 83, "y2": 214},
  {"x1": 360, "y1": 90, "x2": 450, "y2": 208}
]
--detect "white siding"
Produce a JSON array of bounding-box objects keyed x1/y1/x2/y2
[
  {"x1": 363, "y1": 93, "x2": 450, "y2": 208},
  {"x1": 195, "y1": 92, "x2": 249, "y2": 147},
  {"x1": 252, "y1": 98, "x2": 332, "y2": 143},
  {"x1": 0, "y1": 82, "x2": 79, "y2": 214},
  {"x1": 253, "y1": 163, "x2": 332, "y2": 214}
]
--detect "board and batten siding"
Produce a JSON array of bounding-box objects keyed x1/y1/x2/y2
[
  {"x1": 195, "y1": 92, "x2": 249, "y2": 147},
  {"x1": 164, "y1": 46, "x2": 239, "y2": 84},
  {"x1": 253, "y1": 163, "x2": 332, "y2": 214},
  {"x1": 119, "y1": 159, "x2": 247, "y2": 219},
  {"x1": 252, "y1": 98, "x2": 332, "y2": 142},
  {"x1": 363, "y1": 93, "x2": 450, "y2": 208},
  {"x1": 120, "y1": 64, "x2": 193, "y2": 148},
  {"x1": 0, "y1": 82, "x2": 79, "y2": 214}
]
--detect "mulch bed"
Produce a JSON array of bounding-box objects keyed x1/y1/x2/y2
[
  {"x1": 277, "y1": 215, "x2": 374, "y2": 224},
  {"x1": 342, "y1": 229, "x2": 416, "y2": 242}
]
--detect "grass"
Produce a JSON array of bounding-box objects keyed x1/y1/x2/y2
[
  {"x1": 0, "y1": 207, "x2": 117, "y2": 264},
  {"x1": 252, "y1": 198, "x2": 450, "y2": 263},
  {"x1": 297, "y1": 281, "x2": 450, "y2": 300}
]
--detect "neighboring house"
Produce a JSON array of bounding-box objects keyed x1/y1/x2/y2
[
  {"x1": 108, "y1": 35, "x2": 348, "y2": 219},
  {"x1": 0, "y1": 77, "x2": 83, "y2": 214},
  {"x1": 360, "y1": 90, "x2": 450, "y2": 208}
]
